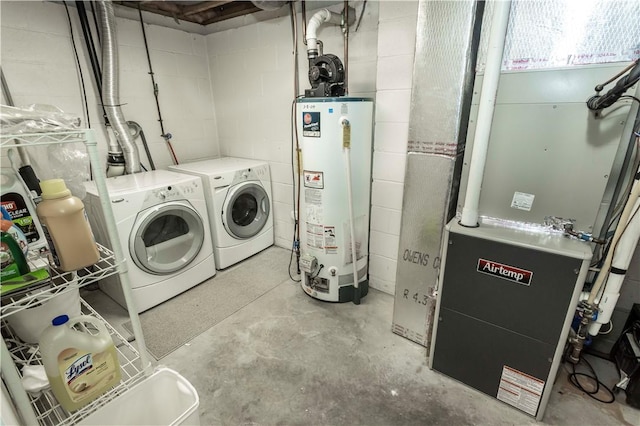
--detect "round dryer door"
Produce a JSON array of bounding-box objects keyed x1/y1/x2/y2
[
  {"x1": 130, "y1": 201, "x2": 205, "y2": 275},
  {"x1": 222, "y1": 182, "x2": 270, "y2": 239}
]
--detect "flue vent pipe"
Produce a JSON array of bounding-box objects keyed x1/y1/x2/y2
[
  {"x1": 459, "y1": 0, "x2": 512, "y2": 227},
  {"x1": 306, "y1": 9, "x2": 342, "y2": 60},
  {"x1": 96, "y1": 0, "x2": 141, "y2": 174}
]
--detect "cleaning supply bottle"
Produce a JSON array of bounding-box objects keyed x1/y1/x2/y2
[
  {"x1": 36, "y1": 179, "x2": 100, "y2": 271},
  {"x1": 0, "y1": 231, "x2": 30, "y2": 281},
  {"x1": 1, "y1": 206, "x2": 28, "y2": 256},
  {"x1": 39, "y1": 315, "x2": 122, "y2": 412},
  {"x1": 1, "y1": 168, "x2": 46, "y2": 251}
]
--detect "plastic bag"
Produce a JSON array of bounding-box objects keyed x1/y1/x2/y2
[
  {"x1": 0, "y1": 104, "x2": 81, "y2": 134},
  {"x1": 1, "y1": 104, "x2": 89, "y2": 198}
]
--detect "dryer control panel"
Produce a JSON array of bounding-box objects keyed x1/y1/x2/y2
[{"x1": 141, "y1": 181, "x2": 199, "y2": 209}]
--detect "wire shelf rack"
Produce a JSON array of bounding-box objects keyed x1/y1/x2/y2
[
  {"x1": 1, "y1": 300, "x2": 145, "y2": 426},
  {"x1": 1, "y1": 128, "x2": 151, "y2": 425},
  {"x1": 1, "y1": 244, "x2": 122, "y2": 318}
]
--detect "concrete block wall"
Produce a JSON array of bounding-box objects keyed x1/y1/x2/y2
[
  {"x1": 0, "y1": 1, "x2": 219, "y2": 173},
  {"x1": 1, "y1": 0, "x2": 417, "y2": 297},
  {"x1": 368, "y1": 1, "x2": 418, "y2": 295},
  {"x1": 205, "y1": 1, "x2": 380, "y2": 251},
  {"x1": 206, "y1": 14, "x2": 296, "y2": 250}
]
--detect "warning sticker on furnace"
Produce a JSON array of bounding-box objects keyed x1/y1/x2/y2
[
  {"x1": 497, "y1": 365, "x2": 544, "y2": 416},
  {"x1": 302, "y1": 112, "x2": 321, "y2": 137},
  {"x1": 511, "y1": 191, "x2": 535, "y2": 211}
]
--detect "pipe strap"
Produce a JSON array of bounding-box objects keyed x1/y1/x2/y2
[{"x1": 610, "y1": 266, "x2": 627, "y2": 275}]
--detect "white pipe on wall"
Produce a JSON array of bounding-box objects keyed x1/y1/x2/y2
[
  {"x1": 341, "y1": 117, "x2": 361, "y2": 304},
  {"x1": 460, "y1": 0, "x2": 512, "y2": 227},
  {"x1": 306, "y1": 9, "x2": 342, "y2": 59},
  {"x1": 588, "y1": 165, "x2": 640, "y2": 307},
  {"x1": 588, "y1": 176, "x2": 640, "y2": 335},
  {"x1": 588, "y1": 206, "x2": 640, "y2": 336}
]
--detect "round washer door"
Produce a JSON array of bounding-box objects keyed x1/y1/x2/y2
[
  {"x1": 222, "y1": 182, "x2": 270, "y2": 239},
  {"x1": 129, "y1": 201, "x2": 205, "y2": 275}
]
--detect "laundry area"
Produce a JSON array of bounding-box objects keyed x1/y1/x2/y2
[{"x1": 0, "y1": 1, "x2": 639, "y2": 425}]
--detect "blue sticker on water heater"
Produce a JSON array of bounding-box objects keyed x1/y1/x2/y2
[
  {"x1": 302, "y1": 112, "x2": 321, "y2": 137},
  {"x1": 328, "y1": 108, "x2": 334, "y2": 113}
]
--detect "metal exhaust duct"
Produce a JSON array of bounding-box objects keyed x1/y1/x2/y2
[{"x1": 96, "y1": 0, "x2": 141, "y2": 174}]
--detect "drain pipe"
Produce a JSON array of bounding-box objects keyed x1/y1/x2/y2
[
  {"x1": 459, "y1": 0, "x2": 511, "y2": 227},
  {"x1": 587, "y1": 163, "x2": 640, "y2": 334},
  {"x1": 96, "y1": 0, "x2": 141, "y2": 174},
  {"x1": 341, "y1": 117, "x2": 361, "y2": 304}
]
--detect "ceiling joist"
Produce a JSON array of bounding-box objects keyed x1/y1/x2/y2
[{"x1": 114, "y1": 1, "x2": 263, "y2": 25}]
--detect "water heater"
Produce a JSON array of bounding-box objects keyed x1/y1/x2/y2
[{"x1": 297, "y1": 97, "x2": 374, "y2": 303}]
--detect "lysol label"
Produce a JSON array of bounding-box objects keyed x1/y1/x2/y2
[
  {"x1": 65, "y1": 353, "x2": 93, "y2": 384},
  {"x1": 477, "y1": 258, "x2": 533, "y2": 286}
]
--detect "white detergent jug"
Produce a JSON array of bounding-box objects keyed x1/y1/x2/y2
[{"x1": 39, "y1": 315, "x2": 121, "y2": 412}]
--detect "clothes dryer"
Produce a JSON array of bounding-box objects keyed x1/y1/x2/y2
[
  {"x1": 169, "y1": 157, "x2": 274, "y2": 269},
  {"x1": 84, "y1": 170, "x2": 216, "y2": 313}
]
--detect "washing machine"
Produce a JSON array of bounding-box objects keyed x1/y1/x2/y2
[
  {"x1": 84, "y1": 170, "x2": 216, "y2": 313},
  {"x1": 169, "y1": 157, "x2": 274, "y2": 269}
]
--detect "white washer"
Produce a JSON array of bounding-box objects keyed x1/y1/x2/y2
[
  {"x1": 84, "y1": 170, "x2": 216, "y2": 313},
  {"x1": 169, "y1": 157, "x2": 274, "y2": 269}
]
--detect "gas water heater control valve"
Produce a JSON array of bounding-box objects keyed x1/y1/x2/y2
[{"x1": 299, "y1": 253, "x2": 318, "y2": 274}]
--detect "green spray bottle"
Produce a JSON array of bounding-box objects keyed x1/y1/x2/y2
[{"x1": 0, "y1": 231, "x2": 30, "y2": 281}]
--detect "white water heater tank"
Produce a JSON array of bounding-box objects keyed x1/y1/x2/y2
[{"x1": 297, "y1": 98, "x2": 374, "y2": 302}]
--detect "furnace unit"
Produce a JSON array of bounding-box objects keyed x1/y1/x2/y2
[{"x1": 430, "y1": 220, "x2": 592, "y2": 420}]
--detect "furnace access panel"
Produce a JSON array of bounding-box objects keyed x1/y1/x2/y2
[{"x1": 430, "y1": 220, "x2": 592, "y2": 420}]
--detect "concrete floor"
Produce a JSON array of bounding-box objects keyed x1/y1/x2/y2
[{"x1": 83, "y1": 248, "x2": 639, "y2": 426}]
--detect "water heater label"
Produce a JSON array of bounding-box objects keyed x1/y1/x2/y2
[
  {"x1": 477, "y1": 258, "x2": 533, "y2": 286},
  {"x1": 302, "y1": 112, "x2": 321, "y2": 137},
  {"x1": 324, "y1": 226, "x2": 337, "y2": 253},
  {"x1": 303, "y1": 171, "x2": 324, "y2": 189}
]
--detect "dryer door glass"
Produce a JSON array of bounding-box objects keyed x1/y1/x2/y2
[
  {"x1": 130, "y1": 202, "x2": 205, "y2": 275},
  {"x1": 224, "y1": 182, "x2": 270, "y2": 239}
]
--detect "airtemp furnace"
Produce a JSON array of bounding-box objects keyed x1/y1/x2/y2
[{"x1": 430, "y1": 220, "x2": 592, "y2": 420}]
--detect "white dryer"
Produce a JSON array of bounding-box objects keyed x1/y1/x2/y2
[
  {"x1": 169, "y1": 157, "x2": 274, "y2": 269},
  {"x1": 84, "y1": 170, "x2": 216, "y2": 313}
]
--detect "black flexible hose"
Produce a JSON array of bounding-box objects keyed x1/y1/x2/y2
[
  {"x1": 76, "y1": 0, "x2": 108, "y2": 125},
  {"x1": 568, "y1": 356, "x2": 615, "y2": 404},
  {"x1": 588, "y1": 60, "x2": 640, "y2": 111}
]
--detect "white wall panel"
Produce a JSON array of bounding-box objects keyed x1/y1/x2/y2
[{"x1": 0, "y1": 1, "x2": 219, "y2": 171}]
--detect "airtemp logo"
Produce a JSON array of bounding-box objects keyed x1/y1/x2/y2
[{"x1": 477, "y1": 258, "x2": 533, "y2": 286}]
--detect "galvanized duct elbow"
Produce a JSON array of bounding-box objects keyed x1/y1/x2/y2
[{"x1": 96, "y1": 0, "x2": 141, "y2": 174}]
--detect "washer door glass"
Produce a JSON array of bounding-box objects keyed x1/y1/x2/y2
[
  {"x1": 130, "y1": 201, "x2": 205, "y2": 275},
  {"x1": 223, "y1": 182, "x2": 270, "y2": 239}
]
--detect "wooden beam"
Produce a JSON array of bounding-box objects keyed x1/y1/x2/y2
[
  {"x1": 182, "y1": 1, "x2": 234, "y2": 16},
  {"x1": 201, "y1": 2, "x2": 261, "y2": 25}
]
